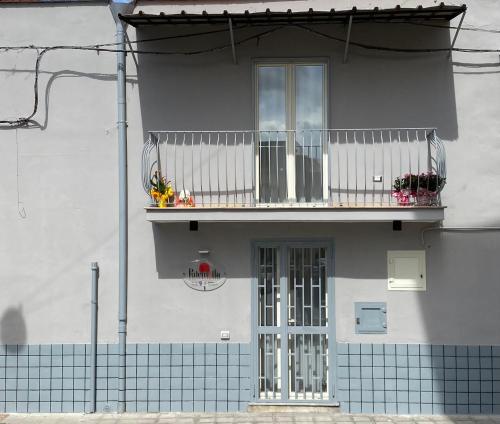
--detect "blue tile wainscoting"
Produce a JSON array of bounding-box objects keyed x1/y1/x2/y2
[
  {"x1": 0, "y1": 343, "x2": 251, "y2": 413},
  {"x1": 1, "y1": 342, "x2": 499, "y2": 414},
  {"x1": 337, "y1": 343, "x2": 500, "y2": 414}
]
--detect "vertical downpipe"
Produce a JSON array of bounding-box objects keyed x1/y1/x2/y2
[
  {"x1": 90, "y1": 262, "x2": 99, "y2": 413},
  {"x1": 116, "y1": 18, "x2": 128, "y2": 413}
]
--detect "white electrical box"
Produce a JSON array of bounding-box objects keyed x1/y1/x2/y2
[
  {"x1": 220, "y1": 330, "x2": 230, "y2": 340},
  {"x1": 387, "y1": 250, "x2": 426, "y2": 291}
]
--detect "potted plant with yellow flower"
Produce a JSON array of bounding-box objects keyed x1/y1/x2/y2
[{"x1": 149, "y1": 171, "x2": 175, "y2": 208}]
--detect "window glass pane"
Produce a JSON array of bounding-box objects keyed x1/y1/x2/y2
[
  {"x1": 259, "y1": 137, "x2": 287, "y2": 203},
  {"x1": 295, "y1": 65, "x2": 324, "y2": 131},
  {"x1": 258, "y1": 66, "x2": 287, "y2": 202},
  {"x1": 258, "y1": 66, "x2": 286, "y2": 131},
  {"x1": 295, "y1": 65, "x2": 324, "y2": 202}
]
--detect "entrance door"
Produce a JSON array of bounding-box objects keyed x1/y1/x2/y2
[{"x1": 253, "y1": 242, "x2": 334, "y2": 402}]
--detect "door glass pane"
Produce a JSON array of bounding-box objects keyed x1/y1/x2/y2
[
  {"x1": 295, "y1": 65, "x2": 325, "y2": 203},
  {"x1": 258, "y1": 334, "x2": 281, "y2": 399},
  {"x1": 288, "y1": 247, "x2": 327, "y2": 327},
  {"x1": 288, "y1": 334, "x2": 328, "y2": 400},
  {"x1": 258, "y1": 66, "x2": 287, "y2": 203},
  {"x1": 258, "y1": 247, "x2": 280, "y2": 327}
]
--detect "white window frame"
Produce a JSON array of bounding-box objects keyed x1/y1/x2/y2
[{"x1": 254, "y1": 60, "x2": 329, "y2": 204}]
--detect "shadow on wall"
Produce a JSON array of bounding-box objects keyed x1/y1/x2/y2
[
  {"x1": 417, "y1": 225, "x2": 500, "y2": 344},
  {"x1": 0, "y1": 305, "x2": 27, "y2": 352},
  {"x1": 151, "y1": 221, "x2": 427, "y2": 280},
  {"x1": 152, "y1": 222, "x2": 253, "y2": 280},
  {"x1": 135, "y1": 23, "x2": 458, "y2": 139},
  {"x1": 0, "y1": 68, "x2": 138, "y2": 131}
]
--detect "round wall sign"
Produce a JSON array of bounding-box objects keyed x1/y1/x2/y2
[{"x1": 182, "y1": 258, "x2": 227, "y2": 291}]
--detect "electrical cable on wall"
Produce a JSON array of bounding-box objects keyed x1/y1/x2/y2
[
  {"x1": 408, "y1": 21, "x2": 500, "y2": 34},
  {"x1": 2, "y1": 19, "x2": 499, "y2": 53},
  {"x1": 15, "y1": 128, "x2": 26, "y2": 219},
  {"x1": 0, "y1": 23, "x2": 499, "y2": 127},
  {"x1": 0, "y1": 26, "x2": 281, "y2": 126},
  {"x1": 0, "y1": 26, "x2": 246, "y2": 51},
  {"x1": 295, "y1": 24, "x2": 500, "y2": 53},
  {"x1": 352, "y1": 20, "x2": 500, "y2": 34}
]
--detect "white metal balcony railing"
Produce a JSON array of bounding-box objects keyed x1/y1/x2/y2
[{"x1": 142, "y1": 128, "x2": 446, "y2": 209}]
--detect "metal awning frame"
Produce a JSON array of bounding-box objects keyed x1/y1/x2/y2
[
  {"x1": 343, "y1": 15, "x2": 353, "y2": 63},
  {"x1": 448, "y1": 9, "x2": 466, "y2": 59},
  {"x1": 228, "y1": 17, "x2": 237, "y2": 64},
  {"x1": 120, "y1": 4, "x2": 467, "y2": 63},
  {"x1": 120, "y1": 4, "x2": 467, "y2": 27}
]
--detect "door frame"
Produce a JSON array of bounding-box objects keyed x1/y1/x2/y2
[{"x1": 250, "y1": 239, "x2": 337, "y2": 403}]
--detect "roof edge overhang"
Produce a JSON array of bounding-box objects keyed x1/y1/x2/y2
[{"x1": 120, "y1": 4, "x2": 467, "y2": 28}]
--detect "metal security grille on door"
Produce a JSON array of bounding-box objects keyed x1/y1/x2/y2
[{"x1": 255, "y1": 243, "x2": 333, "y2": 402}]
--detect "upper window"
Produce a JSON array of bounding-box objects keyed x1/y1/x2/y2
[{"x1": 256, "y1": 62, "x2": 327, "y2": 204}]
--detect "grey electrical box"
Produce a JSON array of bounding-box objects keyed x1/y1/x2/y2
[{"x1": 355, "y1": 302, "x2": 387, "y2": 334}]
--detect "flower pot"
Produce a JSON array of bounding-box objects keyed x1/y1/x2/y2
[{"x1": 415, "y1": 190, "x2": 438, "y2": 206}]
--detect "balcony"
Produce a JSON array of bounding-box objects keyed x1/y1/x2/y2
[{"x1": 142, "y1": 128, "x2": 446, "y2": 223}]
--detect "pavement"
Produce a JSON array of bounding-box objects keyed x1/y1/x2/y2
[{"x1": 1, "y1": 414, "x2": 500, "y2": 424}]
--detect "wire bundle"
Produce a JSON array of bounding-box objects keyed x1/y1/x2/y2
[{"x1": 0, "y1": 22, "x2": 498, "y2": 127}]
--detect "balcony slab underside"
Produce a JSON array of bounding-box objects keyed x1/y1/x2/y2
[{"x1": 146, "y1": 206, "x2": 445, "y2": 223}]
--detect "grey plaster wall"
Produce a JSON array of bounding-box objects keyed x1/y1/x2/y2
[
  {"x1": 144, "y1": 222, "x2": 500, "y2": 345},
  {"x1": 0, "y1": 1, "x2": 499, "y2": 347},
  {"x1": 0, "y1": 4, "x2": 121, "y2": 345}
]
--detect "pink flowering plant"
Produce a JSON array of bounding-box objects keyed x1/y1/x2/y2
[{"x1": 392, "y1": 172, "x2": 445, "y2": 206}]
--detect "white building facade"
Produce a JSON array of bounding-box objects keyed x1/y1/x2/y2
[{"x1": 0, "y1": 0, "x2": 499, "y2": 415}]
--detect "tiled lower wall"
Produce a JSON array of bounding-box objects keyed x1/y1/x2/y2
[
  {"x1": 337, "y1": 343, "x2": 500, "y2": 414},
  {"x1": 0, "y1": 343, "x2": 251, "y2": 413},
  {"x1": 2, "y1": 342, "x2": 500, "y2": 414}
]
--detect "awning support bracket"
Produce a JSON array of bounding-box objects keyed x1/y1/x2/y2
[
  {"x1": 125, "y1": 32, "x2": 138, "y2": 68},
  {"x1": 228, "y1": 18, "x2": 238, "y2": 64},
  {"x1": 343, "y1": 15, "x2": 353, "y2": 64},
  {"x1": 448, "y1": 10, "x2": 466, "y2": 60}
]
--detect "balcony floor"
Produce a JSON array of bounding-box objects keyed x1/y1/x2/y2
[{"x1": 145, "y1": 205, "x2": 445, "y2": 223}]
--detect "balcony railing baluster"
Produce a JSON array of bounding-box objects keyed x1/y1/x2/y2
[
  {"x1": 362, "y1": 131, "x2": 367, "y2": 207},
  {"x1": 197, "y1": 133, "x2": 201, "y2": 204},
  {"x1": 353, "y1": 131, "x2": 357, "y2": 206},
  {"x1": 345, "y1": 131, "x2": 349, "y2": 206},
  {"x1": 389, "y1": 130, "x2": 393, "y2": 206},
  {"x1": 382, "y1": 132, "x2": 385, "y2": 203},
  {"x1": 336, "y1": 132, "x2": 341, "y2": 206},
  {"x1": 242, "y1": 132, "x2": 246, "y2": 207},
  {"x1": 371, "y1": 130, "x2": 376, "y2": 206}
]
